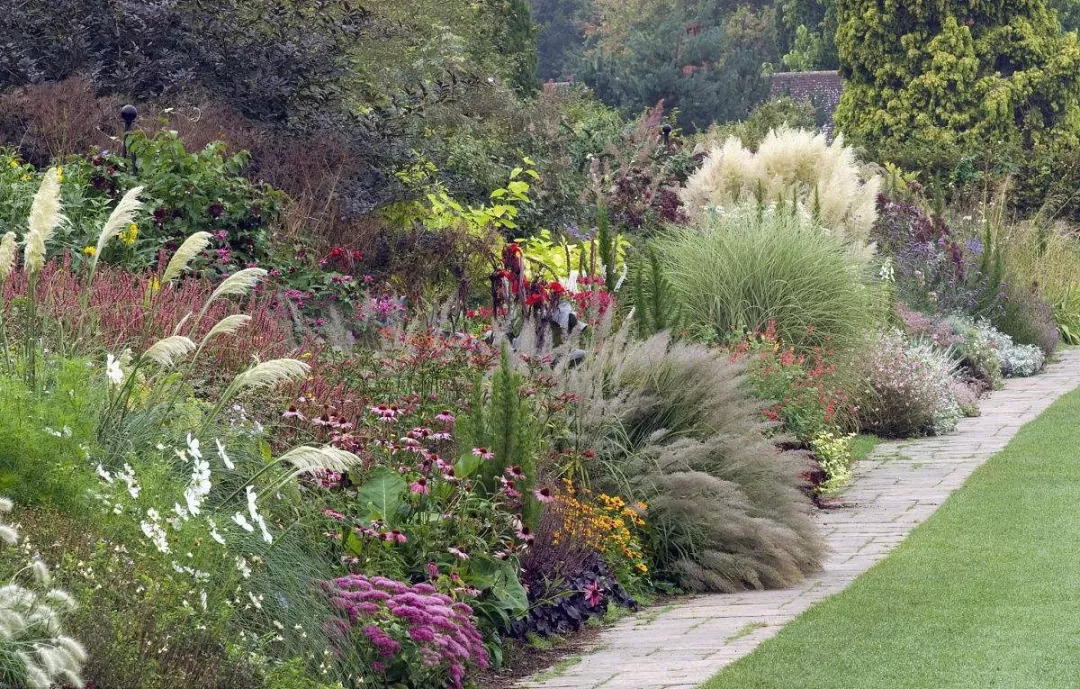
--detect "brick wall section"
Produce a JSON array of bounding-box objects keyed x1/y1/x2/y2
[{"x1": 768, "y1": 70, "x2": 844, "y2": 132}]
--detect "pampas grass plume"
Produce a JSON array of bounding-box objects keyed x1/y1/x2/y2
[
  {"x1": 24, "y1": 168, "x2": 64, "y2": 275},
  {"x1": 201, "y1": 314, "x2": 252, "y2": 347},
  {"x1": 278, "y1": 445, "x2": 362, "y2": 475},
  {"x1": 0, "y1": 233, "x2": 18, "y2": 282},
  {"x1": 162, "y1": 231, "x2": 212, "y2": 283},
  {"x1": 30, "y1": 560, "x2": 50, "y2": 587},
  {"x1": 143, "y1": 335, "x2": 197, "y2": 367},
  {"x1": 232, "y1": 358, "x2": 310, "y2": 392},
  {"x1": 0, "y1": 525, "x2": 18, "y2": 545},
  {"x1": 207, "y1": 267, "x2": 267, "y2": 304},
  {"x1": 93, "y1": 186, "x2": 144, "y2": 263}
]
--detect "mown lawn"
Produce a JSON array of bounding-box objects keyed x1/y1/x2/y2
[{"x1": 701, "y1": 387, "x2": 1080, "y2": 689}]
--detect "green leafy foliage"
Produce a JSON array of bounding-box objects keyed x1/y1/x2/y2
[
  {"x1": 835, "y1": 0, "x2": 1080, "y2": 213},
  {"x1": 579, "y1": 1, "x2": 779, "y2": 130}
]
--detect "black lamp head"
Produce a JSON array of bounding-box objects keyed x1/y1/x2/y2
[
  {"x1": 661, "y1": 123, "x2": 673, "y2": 143},
  {"x1": 120, "y1": 104, "x2": 138, "y2": 129}
]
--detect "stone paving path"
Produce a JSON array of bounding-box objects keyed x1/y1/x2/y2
[{"x1": 519, "y1": 349, "x2": 1080, "y2": 689}]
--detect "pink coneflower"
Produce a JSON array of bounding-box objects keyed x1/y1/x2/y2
[
  {"x1": 282, "y1": 405, "x2": 305, "y2": 420},
  {"x1": 426, "y1": 562, "x2": 439, "y2": 579},
  {"x1": 506, "y1": 465, "x2": 525, "y2": 479},
  {"x1": 500, "y1": 477, "x2": 521, "y2": 499},
  {"x1": 323, "y1": 509, "x2": 346, "y2": 521},
  {"x1": 447, "y1": 547, "x2": 469, "y2": 560},
  {"x1": 533, "y1": 487, "x2": 554, "y2": 503},
  {"x1": 584, "y1": 581, "x2": 604, "y2": 607},
  {"x1": 471, "y1": 447, "x2": 495, "y2": 460},
  {"x1": 516, "y1": 525, "x2": 534, "y2": 545},
  {"x1": 431, "y1": 432, "x2": 453, "y2": 441},
  {"x1": 409, "y1": 478, "x2": 430, "y2": 495},
  {"x1": 391, "y1": 530, "x2": 407, "y2": 544},
  {"x1": 435, "y1": 410, "x2": 455, "y2": 424}
]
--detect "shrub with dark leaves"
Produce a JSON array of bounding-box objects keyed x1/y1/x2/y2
[{"x1": 511, "y1": 553, "x2": 635, "y2": 638}]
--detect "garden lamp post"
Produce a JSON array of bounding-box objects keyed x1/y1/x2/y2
[
  {"x1": 661, "y1": 123, "x2": 672, "y2": 146},
  {"x1": 120, "y1": 104, "x2": 138, "y2": 174}
]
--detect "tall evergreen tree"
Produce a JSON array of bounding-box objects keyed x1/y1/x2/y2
[
  {"x1": 581, "y1": 2, "x2": 778, "y2": 130},
  {"x1": 529, "y1": 0, "x2": 591, "y2": 80},
  {"x1": 835, "y1": 0, "x2": 1080, "y2": 163},
  {"x1": 486, "y1": 0, "x2": 541, "y2": 94}
]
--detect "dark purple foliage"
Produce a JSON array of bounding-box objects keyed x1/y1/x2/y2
[{"x1": 510, "y1": 553, "x2": 636, "y2": 638}]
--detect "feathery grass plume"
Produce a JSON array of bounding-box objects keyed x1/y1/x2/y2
[
  {"x1": 681, "y1": 128, "x2": 880, "y2": 246},
  {"x1": 193, "y1": 267, "x2": 267, "y2": 330},
  {"x1": 277, "y1": 445, "x2": 361, "y2": 477},
  {"x1": 556, "y1": 325, "x2": 824, "y2": 592},
  {"x1": 43, "y1": 590, "x2": 76, "y2": 612},
  {"x1": 30, "y1": 561, "x2": 49, "y2": 587},
  {"x1": 0, "y1": 498, "x2": 85, "y2": 688},
  {"x1": 23, "y1": 168, "x2": 64, "y2": 275},
  {"x1": 231, "y1": 358, "x2": 311, "y2": 393},
  {"x1": 161, "y1": 231, "x2": 212, "y2": 283},
  {"x1": 200, "y1": 314, "x2": 252, "y2": 348},
  {"x1": 0, "y1": 526, "x2": 17, "y2": 545},
  {"x1": 54, "y1": 636, "x2": 86, "y2": 663},
  {"x1": 142, "y1": 335, "x2": 197, "y2": 367},
  {"x1": 0, "y1": 233, "x2": 18, "y2": 282},
  {"x1": 91, "y1": 186, "x2": 144, "y2": 269},
  {"x1": 206, "y1": 267, "x2": 267, "y2": 306},
  {"x1": 248, "y1": 445, "x2": 363, "y2": 497}
]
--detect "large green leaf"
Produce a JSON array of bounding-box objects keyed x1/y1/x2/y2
[
  {"x1": 355, "y1": 467, "x2": 407, "y2": 525},
  {"x1": 454, "y1": 451, "x2": 483, "y2": 479},
  {"x1": 492, "y1": 563, "x2": 529, "y2": 616}
]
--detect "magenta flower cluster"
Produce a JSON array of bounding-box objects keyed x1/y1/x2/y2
[{"x1": 323, "y1": 574, "x2": 488, "y2": 688}]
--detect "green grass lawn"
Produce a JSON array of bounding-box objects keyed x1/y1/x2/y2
[{"x1": 701, "y1": 388, "x2": 1080, "y2": 689}]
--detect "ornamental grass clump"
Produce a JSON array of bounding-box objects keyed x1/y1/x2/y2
[
  {"x1": 681, "y1": 127, "x2": 880, "y2": 244},
  {"x1": 654, "y1": 208, "x2": 879, "y2": 350},
  {"x1": 0, "y1": 498, "x2": 86, "y2": 689},
  {"x1": 322, "y1": 574, "x2": 487, "y2": 689},
  {"x1": 856, "y1": 330, "x2": 963, "y2": 438},
  {"x1": 559, "y1": 325, "x2": 823, "y2": 592}
]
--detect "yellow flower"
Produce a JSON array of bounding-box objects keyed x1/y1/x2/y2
[
  {"x1": 121, "y1": 223, "x2": 138, "y2": 246},
  {"x1": 8, "y1": 160, "x2": 17, "y2": 169},
  {"x1": 149, "y1": 277, "x2": 161, "y2": 294},
  {"x1": 82, "y1": 246, "x2": 96, "y2": 257},
  {"x1": 56, "y1": 168, "x2": 63, "y2": 183},
  {"x1": 635, "y1": 563, "x2": 648, "y2": 573}
]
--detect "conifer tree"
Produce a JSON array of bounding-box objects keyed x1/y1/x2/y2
[{"x1": 835, "y1": 0, "x2": 1080, "y2": 174}]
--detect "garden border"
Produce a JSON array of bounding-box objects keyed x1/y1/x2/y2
[{"x1": 516, "y1": 348, "x2": 1080, "y2": 689}]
